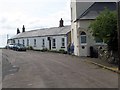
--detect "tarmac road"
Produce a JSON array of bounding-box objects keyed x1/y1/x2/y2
[{"x1": 2, "y1": 49, "x2": 118, "y2": 88}]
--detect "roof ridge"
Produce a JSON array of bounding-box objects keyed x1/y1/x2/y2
[{"x1": 23, "y1": 25, "x2": 71, "y2": 32}]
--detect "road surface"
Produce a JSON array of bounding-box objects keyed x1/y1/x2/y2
[{"x1": 2, "y1": 49, "x2": 118, "y2": 88}]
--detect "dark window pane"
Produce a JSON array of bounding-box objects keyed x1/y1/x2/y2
[
  {"x1": 95, "y1": 38, "x2": 103, "y2": 43},
  {"x1": 81, "y1": 36, "x2": 86, "y2": 43}
]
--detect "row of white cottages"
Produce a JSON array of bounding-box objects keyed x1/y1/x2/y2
[
  {"x1": 8, "y1": 2, "x2": 116, "y2": 57},
  {"x1": 8, "y1": 24, "x2": 71, "y2": 51}
]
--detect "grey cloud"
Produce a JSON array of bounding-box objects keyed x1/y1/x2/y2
[
  {"x1": 0, "y1": 18, "x2": 7, "y2": 24},
  {"x1": 1, "y1": 25, "x2": 16, "y2": 30}
]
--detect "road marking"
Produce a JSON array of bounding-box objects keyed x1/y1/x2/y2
[
  {"x1": 28, "y1": 84, "x2": 33, "y2": 86},
  {"x1": 10, "y1": 74, "x2": 14, "y2": 76}
]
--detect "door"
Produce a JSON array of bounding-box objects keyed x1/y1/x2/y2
[
  {"x1": 48, "y1": 37, "x2": 51, "y2": 50},
  {"x1": 49, "y1": 40, "x2": 51, "y2": 50}
]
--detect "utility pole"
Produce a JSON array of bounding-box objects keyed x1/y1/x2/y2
[
  {"x1": 7, "y1": 34, "x2": 9, "y2": 44},
  {"x1": 117, "y1": 1, "x2": 120, "y2": 71}
]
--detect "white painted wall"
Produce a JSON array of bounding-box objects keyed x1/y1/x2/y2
[
  {"x1": 71, "y1": 1, "x2": 102, "y2": 56},
  {"x1": 71, "y1": 1, "x2": 80, "y2": 56},
  {"x1": 14, "y1": 35, "x2": 68, "y2": 51}
]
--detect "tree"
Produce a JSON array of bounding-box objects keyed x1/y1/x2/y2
[
  {"x1": 89, "y1": 9, "x2": 118, "y2": 51},
  {"x1": 17, "y1": 28, "x2": 20, "y2": 34}
]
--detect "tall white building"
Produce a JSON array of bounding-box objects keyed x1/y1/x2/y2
[{"x1": 71, "y1": 1, "x2": 116, "y2": 56}]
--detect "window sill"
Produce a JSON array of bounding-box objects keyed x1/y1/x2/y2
[
  {"x1": 95, "y1": 43, "x2": 107, "y2": 45},
  {"x1": 52, "y1": 47, "x2": 56, "y2": 49},
  {"x1": 80, "y1": 43, "x2": 87, "y2": 46}
]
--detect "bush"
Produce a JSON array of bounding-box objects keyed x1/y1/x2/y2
[
  {"x1": 59, "y1": 49, "x2": 67, "y2": 54},
  {"x1": 26, "y1": 46, "x2": 33, "y2": 50},
  {"x1": 49, "y1": 50, "x2": 59, "y2": 53},
  {"x1": 89, "y1": 9, "x2": 118, "y2": 52},
  {"x1": 48, "y1": 49, "x2": 67, "y2": 54},
  {"x1": 40, "y1": 48, "x2": 48, "y2": 52}
]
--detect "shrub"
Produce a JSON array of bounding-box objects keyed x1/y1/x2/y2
[
  {"x1": 26, "y1": 46, "x2": 33, "y2": 50},
  {"x1": 59, "y1": 49, "x2": 67, "y2": 54},
  {"x1": 40, "y1": 48, "x2": 48, "y2": 52}
]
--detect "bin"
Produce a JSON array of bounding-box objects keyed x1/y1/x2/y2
[{"x1": 90, "y1": 46, "x2": 94, "y2": 58}]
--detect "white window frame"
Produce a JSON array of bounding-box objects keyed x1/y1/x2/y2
[
  {"x1": 42, "y1": 39, "x2": 45, "y2": 47},
  {"x1": 34, "y1": 39, "x2": 37, "y2": 47},
  {"x1": 18, "y1": 40, "x2": 19, "y2": 44},
  {"x1": 23, "y1": 39, "x2": 24, "y2": 46},
  {"x1": 80, "y1": 32, "x2": 87, "y2": 45},
  {"x1": 61, "y1": 38, "x2": 65, "y2": 47},
  {"x1": 52, "y1": 38, "x2": 56, "y2": 48},
  {"x1": 27, "y1": 39, "x2": 29, "y2": 46}
]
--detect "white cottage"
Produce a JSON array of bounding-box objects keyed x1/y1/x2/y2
[
  {"x1": 71, "y1": 1, "x2": 116, "y2": 56},
  {"x1": 9, "y1": 19, "x2": 71, "y2": 52}
]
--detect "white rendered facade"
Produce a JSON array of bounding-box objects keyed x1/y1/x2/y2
[
  {"x1": 14, "y1": 35, "x2": 68, "y2": 51},
  {"x1": 70, "y1": 1, "x2": 108, "y2": 56},
  {"x1": 71, "y1": 1, "x2": 94, "y2": 56}
]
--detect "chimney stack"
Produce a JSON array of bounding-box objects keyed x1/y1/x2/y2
[
  {"x1": 22, "y1": 25, "x2": 25, "y2": 32},
  {"x1": 17, "y1": 28, "x2": 20, "y2": 34},
  {"x1": 59, "y1": 18, "x2": 64, "y2": 27}
]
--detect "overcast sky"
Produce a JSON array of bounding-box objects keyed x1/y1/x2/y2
[
  {"x1": 0, "y1": 0, "x2": 71, "y2": 47},
  {"x1": 0, "y1": 0, "x2": 118, "y2": 47}
]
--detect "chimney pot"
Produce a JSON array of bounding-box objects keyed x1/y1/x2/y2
[
  {"x1": 59, "y1": 18, "x2": 64, "y2": 27},
  {"x1": 22, "y1": 25, "x2": 25, "y2": 32}
]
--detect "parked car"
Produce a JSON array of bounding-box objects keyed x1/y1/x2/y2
[
  {"x1": 13, "y1": 44, "x2": 26, "y2": 51},
  {"x1": 6, "y1": 43, "x2": 15, "y2": 49}
]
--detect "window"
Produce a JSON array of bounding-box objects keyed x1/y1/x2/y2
[
  {"x1": 42, "y1": 39, "x2": 45, "y2": 47},
  {"x1": 80, "y1": 32, "x2": 87, "y2": 44},
  {"x1": 18, "y1": 40, "x2": 19, "y2": 44},
  {"x1": 61, "y1": 38, "x2": 65, "y2": 48},
  {"x1": 52, "y1": 39, "x2": 56, "y2": 48},
  {"x1": 27, "y1": 39, "x2": 29, "y2": 46},
  {"x1": 14, "y1": 40, "x2": 15, "y2": 43},
  {"x1": 95, "y1": 37, "x2": 103, "y2": 43},
  {"x1": 23, "y1": 40, "x2": 24, "y2": 46},
  {"x1": 34, "y1": 39, "x2": 36, "y2": 47}
]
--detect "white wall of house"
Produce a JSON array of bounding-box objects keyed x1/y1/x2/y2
[
  {"x1": 77, "y1": 20, "x2": 95, "y2": 56},
  {"x1": 14, "y1": 35, "x2": 68, "y2": 51},
  {"x1": 72, "y1": 19, "x2": 106, "y2": 56},
  {"x1": 50, "y1": 35, "x2": 67, "y2": 51},
  {"x1": 71, "y1": 1, "x2": 80, "y2": 56},
  {"x1": 71, "y1": 1, "x2": 104, "y2": 56}
]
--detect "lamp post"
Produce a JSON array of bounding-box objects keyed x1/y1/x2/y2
[{"x1": 117, "y1": 1, "x2": 120, "y2": 71}]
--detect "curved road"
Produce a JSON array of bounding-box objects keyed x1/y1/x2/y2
[{"x1": 2, "y1": 49, "x2": 118, "y2": 88}]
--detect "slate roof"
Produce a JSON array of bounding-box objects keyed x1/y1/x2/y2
[
  {"x1": 76, "y1": 2, "x2": 116, "y2": 21},
  {"x1": 11, "y1": 25, "x2": 71, "y2": 39},
  {"x1": 75, "y1": 2, "x2": 94, "y2": 20}
]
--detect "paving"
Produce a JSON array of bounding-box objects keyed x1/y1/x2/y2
[
  {"x1": 83, "y1": 57, "x2": 119, "y2": 73},
  {"x1": 2, "y1": 49, "x2": 119, "y2": 88}
]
